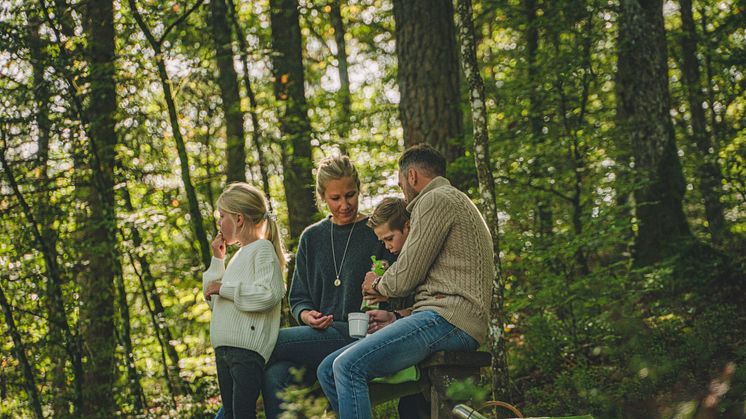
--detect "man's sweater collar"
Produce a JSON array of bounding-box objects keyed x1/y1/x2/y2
[{"x1": 406, "y1": 176, "x2": 451, "y2": 212}]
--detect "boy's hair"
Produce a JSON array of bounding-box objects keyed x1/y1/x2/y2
[
  {"x1": 398, "y1": 143, "x2": 446, "y2": 178},
  {"x1": 368, "y1": 197, "x2": 410, "y2": 232}
]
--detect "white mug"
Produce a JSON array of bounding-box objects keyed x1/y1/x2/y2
[{"x1": 348, "y1": 312, "x2": 368, "y2": 339}]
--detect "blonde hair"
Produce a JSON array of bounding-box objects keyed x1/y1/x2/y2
[
  {"x1": 368, "y1": 197, "x2": 410, "y2": 231},
  {"x1": 315, "y1": 155, "x2": 361, "y2": 202},
  {"x1": 217, "y1": 183, "x2": 286, "y2": 271}
]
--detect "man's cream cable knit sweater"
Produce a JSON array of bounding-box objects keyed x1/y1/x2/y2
[
  {"x1": 377, "y1": 177, "x2": 494, "y2": 344},
  {"x1": 202, "y1": 239, "x2": 285, "y2": 362}
]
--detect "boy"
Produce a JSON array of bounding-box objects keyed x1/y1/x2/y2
[{"x1": 367, "y1": 197, "x2": 410, "y2": 257}]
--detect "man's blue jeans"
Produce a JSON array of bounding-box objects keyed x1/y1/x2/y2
[
  {"x1": 317, "y1": 310, "x2": 479, "y2": 419},
  {"x1": 262, "y1": 323, "x2": 355, "y2": 419}
]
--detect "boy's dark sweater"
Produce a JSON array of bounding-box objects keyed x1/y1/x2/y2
[{"x1": 289, "y1": 216, "x2": 397, "y2": 325}]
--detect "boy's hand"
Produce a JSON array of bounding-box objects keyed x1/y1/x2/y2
[
  {"x1": 362, "y1": 271, "x2": 380, "y2": 296},
  {"x1": 367, "y1": 310, "x2": 395, "y2": 334}
]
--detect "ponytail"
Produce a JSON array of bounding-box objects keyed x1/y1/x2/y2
[{"x1": 265, "y1": 217, "x2": 286, "y2": 272}]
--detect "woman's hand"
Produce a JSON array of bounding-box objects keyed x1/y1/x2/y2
[
  {"x1": 367, "y1": 310, "x2": 395, "y2": 334},
  {"x1": 204, "y1": 280, "x2": 222, "y2": 301},
  {"x1": 301, "y1": 310, "x2": 333, "y2": 330},
  {"x1": 212, "y1": 232, "x2": 226, "y2": 259}
]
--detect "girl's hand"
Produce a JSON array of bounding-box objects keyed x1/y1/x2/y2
[
  {"x1": 301, "y1": 310, "x2": 333, "y2": 330},
  {"x1": 212, "y1": 232, "x2": 226, "y2": 259},
  {"x1": 204, "y1": 280, "x2": 222, "y2": 301}
]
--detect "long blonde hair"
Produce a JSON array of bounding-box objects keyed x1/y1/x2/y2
[{"x1": 217, "y1": 183, "x2": 286, "y2": 271}]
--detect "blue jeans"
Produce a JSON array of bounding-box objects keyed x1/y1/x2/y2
[
  {"x1": 317, "y1": 310, "x2": 479, "y2": 419},
  {"x1": 262, "y1": 323, "x2": 355, "y2": 419}
]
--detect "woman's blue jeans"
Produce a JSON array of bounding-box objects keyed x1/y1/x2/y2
[
  {"x1": 317, "y1": 310, "x2": 478, "y2": 419},
  {"x1": 261, "y1": 323, "x2": 355, "y2": 419}
]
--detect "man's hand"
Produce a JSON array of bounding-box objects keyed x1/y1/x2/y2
[
  {"x1": 367, "y1": 309, "x2": 395, "y2": 334},
  {"x1": 362, "y1": 271, "x2": 380, "y2": 297},
  {"x1": 204, "y1": 280, "x2": 222, "y2": 301},
  {"x1": 300, "y1": 310, "x2": 333, "y2": 330}
]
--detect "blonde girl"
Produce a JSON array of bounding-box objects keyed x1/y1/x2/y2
[{"x1": 202, "y1": 183, "x2": 285, "y2": 419}]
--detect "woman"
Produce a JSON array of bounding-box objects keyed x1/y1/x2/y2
[{"x1": 261, "y1": 155, "x2": 395, "y2": 419}]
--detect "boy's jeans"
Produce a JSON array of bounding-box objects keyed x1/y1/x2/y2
[{"x1": 317, "y1": 310, "x2": 478, "y2": 419}]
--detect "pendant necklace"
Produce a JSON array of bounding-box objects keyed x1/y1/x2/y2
[{"x1": 331, "y1": 218, "x2": 356, "y2": 287}]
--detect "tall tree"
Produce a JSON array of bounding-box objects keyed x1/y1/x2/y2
[
  {"x1": 26, "y1": 8, "x2": 70, "y2": 415},
  {"x1": 0, "y1": 280, "x2": 43, "y2": 419},
  {"x1": 393, "y1": 0, "x2": 464, "y2": 166},
  {"x1": 79, "y1": 0, "x2": 119, "y2": 415},
  {"x1": 226, "y1": 0, "x2": 272, "y2": 204},
  {"x1": 269, "y1": 0, "x2": 317, "y2": 242},
  {"x1": 210, "y1": 0, "x2": 247, "y2": 183},
  {"x1": 329, "y1": 0, "x2": 352, "y2": 155},
  {"x1": 454, "y1": 0, "x2": 508, "y2": 401},
  {"x1": 678, "y1": 0, "x2": 729, "y2": 245},
  {"x1": 616, "y1": 0, "x2": 691, "y2": 266},
  {"x1": 128, "y1": 0, "x2": 212, "y2": 269}
]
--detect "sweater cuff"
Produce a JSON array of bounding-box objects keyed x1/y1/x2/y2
[
  {"x1": 218, "y1": 282, "x2": 236, "y2": 302},
  {"x1": 203, "y1": 257, "x2": 225, "y2": 282},
  {"x1": 291, "y1": 304, "x2": 314, "y2": 325}
]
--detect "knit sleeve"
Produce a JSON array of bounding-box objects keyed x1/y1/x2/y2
[
  {"x1": 218, "y1": 244, "x2": 285, "y2": 312},
  {"x1": 202, "y1": 256, "x2": 225, "y2": 310},
  {"x1": 289, "y1": 232, "x2": 315, "y2": 324},
  {"x1": 378, "y1": 191, "x2": 453, "y2": 297}
]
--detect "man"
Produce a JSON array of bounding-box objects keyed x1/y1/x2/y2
[{"x1": 316, "y1": 144, "x2": 494, "y2": 419}]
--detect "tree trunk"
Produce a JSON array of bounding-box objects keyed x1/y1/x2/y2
[
  {"x1": 121, "y1": 185, "x2": 190, "y2": 398},
  {"x1": 226, "y1": 0, "x2": 272, "y2": 205},
  {"x1": 0, "y1": 282, "x2": 44, "y2": 419},
  {"x1": 79, "y1": 1, "x2": 119, "y2": 415},
  {"x1": 454, "y1": 0, "x2": 508, "y2": 401},
  {"x1": 616, "y1": 0, "x2": 691, "y2": 266},
  {"x1": 393, "y1": 0, "x2": 464, "y2": 166},
  {"x1": 128, "y1": 0, "x2": 212, "y2": 269},
  {"x1": 269, "y1": 0, "x2": 317, "y2": 243},
  {"x1": 210, "y1": 0, "x2": 247, "y2": 183},
  {"x1": 115, "y1": 270, "x2": 145, "y2": 413},
  {"x1": 330, "y1": 0, "x2": 351, "y2": 155},
  {"x1": 678, "y1": 0, "x2": 729, "y2": 245},
  {"x1": 26, "y1": 8, "x2": 71, "y2": 415},
  {"x1": 523, "y1": 0, "x2": 553, "y2": 237}
]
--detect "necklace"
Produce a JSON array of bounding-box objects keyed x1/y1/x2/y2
[{"x1": 331, "y1": 218, "x2": 356, "y2": 287}]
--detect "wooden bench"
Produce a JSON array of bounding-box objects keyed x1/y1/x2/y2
[{"x1": 370, "y1": 351, "x2": 492, "y2": 419}]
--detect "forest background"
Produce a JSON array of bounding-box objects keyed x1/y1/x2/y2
[{"x1": 0, "y1": 0, "x2": 744, "y2": 418}]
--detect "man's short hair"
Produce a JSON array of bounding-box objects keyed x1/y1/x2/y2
[
  {"x1": 398, "y1": 144, "x2": 446, "y2": 178},
  {"x1": 367, "y1": 197, "x2": 410, "y2": 232}
]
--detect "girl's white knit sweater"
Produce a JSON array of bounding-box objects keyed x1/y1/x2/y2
[{"x1": 202, "y1": 239, "x2": 285, "y2": 362}]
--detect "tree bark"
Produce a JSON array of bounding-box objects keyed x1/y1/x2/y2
[
  {"x1": 269, "y1": 0, "x2": 317, "y2": 243},
  {"x1": 678, "y1": 0, "x2": 729, "y2": 245},
  {"x1": 0, "y1": 281, "x2": 43, "y2": 419},
  {"x1": 26, "y1": 8, "x2": 71, "y2": 415},
  {"x1": 79, "y1": 0, "x2": 119, "y2": 415},
  {"x1": 115, "y1": 270, "x2": 146, "y2": 413},
  {"x1": 121, "y1": 185, "x2": 191, "y2": 398},
  {"x1": 616, "y1": 0, "x2": 691, "y2": 266},
  {"x1": 330, "y1": 0, "x2": 351, "y2": 155},
  {"x1": 128, "y1": 0, "x2": 212, "y2": 269},
  {"x1": 523, "y1": 0, "x2": 554, "y2": 237},
  {"x1": 226, "y1": 0, "x2": 272, "y2": 205},
  {"x1": 210, "y1": 0, "x2": 247, "y2": 183},
  {"x1": 393, "y1": 0, "x2": 464, "y2": 166},
  {"x1": 454, "y1": 0, "x2": 508, "y2": 401}
]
